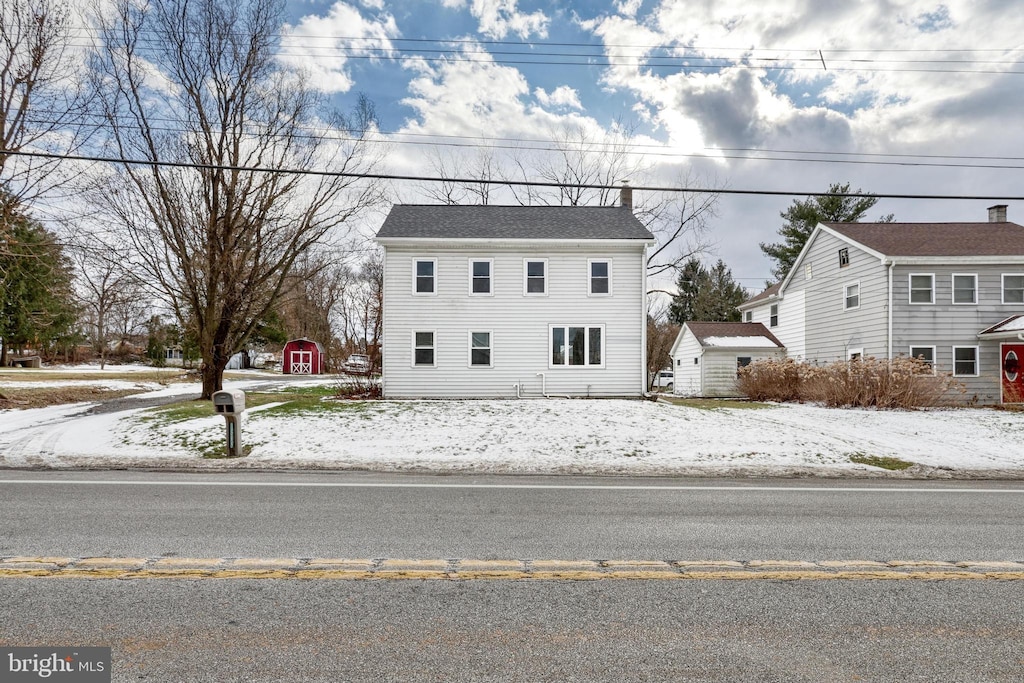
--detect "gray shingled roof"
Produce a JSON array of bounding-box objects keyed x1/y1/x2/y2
[
  {"x1": 685, "y1": 322, "x2": 785, "y2": 347},
  {"x1": 376, "y1": 204, "x2": 655, "y2": 240},
  {"x1": 823, "y1": 221, "x2": 1024, "y2": 256},
  {"x1": 741, "y1": 282, "x2": 780, "y2": 307}
]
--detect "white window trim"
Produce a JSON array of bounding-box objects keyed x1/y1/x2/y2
[
  {"x1": 847, "y1": 348, "x2": 864, "y2": 361},
  {"x1": 468, "y1": 330, "x2": 493, "y2": 368},
  {"x1": 844, "y1": 281, "x2": 861, "y2": 311},
  {"x1": 908, "y1": 345, "x2": 937, "y2": 374},
  {"x1": 523, "y1": 258, "x2": 548, "y2": 296},
  {"x1": 769, "y1": 304, "x2": 779, "y2": 328},
  {"x1": 952, "y1": 345, "x2": 980, "y2": 377},
  {"x1": 412, "y1": 258, "x2": 438, "y2": 296},
  {"x1": 1001, "y1": 273, "x2": 1024, "y2": 305},
  {"x1": 468, "y1": 258, "x2": 494, "y2": 297},
  {"x1": 744, "y1": 311, "x2": 752, "y2": 322},
  {"x1": 411, "y1": 330, "x2": 436, "y2": 368},
  {"x1": 548, "y1": 324, "x2": 606, "y2": 369},
  {"x1": 908, "y1": 273, "x2": 935, "y2": 305},
  {"x1": 951, "y1": 273, "x2": 978, "y2": 305},
  {"x1": 587, "y1": 258, "x2": 613, "y2": 297}
]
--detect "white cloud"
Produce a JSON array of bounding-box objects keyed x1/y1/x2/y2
[
  {"x1": 280, "y1": 2, "x2": 399, "y2": 93},
  {"x1": 447, "y1": 0, "x2": 549, "y2": 39},
  {"x1": 534, "y1": 85, "x2": 583, "y2": 110}
]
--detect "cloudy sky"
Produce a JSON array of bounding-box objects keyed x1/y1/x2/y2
[{"x1": 280, "y1": 0, "x2": 1022, "y2": 290}]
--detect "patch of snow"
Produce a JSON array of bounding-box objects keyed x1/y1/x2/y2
[{"x1": 702, "y1": 336, "x2": 780, "y2": 348}]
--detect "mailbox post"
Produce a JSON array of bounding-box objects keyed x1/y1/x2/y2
[{"x1": 212, "y1": 389, "x2": 246, "y2": 457}]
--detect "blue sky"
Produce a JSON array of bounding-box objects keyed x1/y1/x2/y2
[{"x1": 273, "y1": 0, "x2": 1024, "y2": 291}]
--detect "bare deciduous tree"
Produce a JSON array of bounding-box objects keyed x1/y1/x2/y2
[{"x1": 90, "y1": 0, "x2": 385, "y2": 397}]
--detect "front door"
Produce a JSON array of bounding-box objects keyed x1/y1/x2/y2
[
  {"x1": 1001, "y1": 343, "x2": 1024, "y2": 404},
  {"x1": 291, "y1": 350, "x2": 313, "y2": 375}
]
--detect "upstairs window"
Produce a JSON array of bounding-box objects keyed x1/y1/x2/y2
[
  {"x1": 909, "y1": 274, "x2": 934, "y2": 304},
  {"x1": 744, "y1": 311, "x2": 752, "y2": 323},
  {"x1": 769, "y1": 304, "x2": 778, "y2": 327},
  {"x1": 838, "y1": 248, "x2": 850, "y2": 268},
  {"x1": 525, "y1": 259, "x2": 547, "y2": 295},
  {"x1": 470, "y1": 259, "x2": 492, "y2": 295},
  {"x1": 952, "y1": 274, "x2": 977, "y2": 305},
  {"x1": 414, "y1": 259, "x2": 436, "y2": 294},
  {"x1": 844, "y1": 282, "x2": 860, "y2": 310},
  {"x1": 589, "y1": 259, "x2": 611, "y2": 295},
  {"x1": 1003, "y1": 274, "x2": 1024, "y2": 304}
]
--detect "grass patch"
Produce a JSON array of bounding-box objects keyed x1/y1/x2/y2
[
  {"x1": 660, "y1": 397, "x2": 775, "y2": 411},
  {"x1": 849, "y1": 453, "x2": 915, "y2": 471},
  {"x1": 0, "y1": 368, "x2": 189, "y2": 383}
]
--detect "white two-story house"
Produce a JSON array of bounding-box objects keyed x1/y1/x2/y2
[
  {"x1": 374, "y1": 192, "x2": 656, "y2": 398},
  {"x1": 739, "y1": 205, "x2": 1024, "y2": 404}
]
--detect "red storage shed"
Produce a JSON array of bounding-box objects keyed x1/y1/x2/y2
[{"x1": 282, "y1": 338, "x2": 325, "y2": 375}]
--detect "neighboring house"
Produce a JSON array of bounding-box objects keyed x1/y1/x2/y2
[
  {"x1": 226, "y1": 349, "x2": 251, "y2": 370},
  {"x1": 374, "y1": 188, "x2": 656, "y2": 398},
  {"x1": 282, "y1": 338, "x2": 324, "y2": 375},
  {"x1": 669, "y1": 322, "x2": 785, "y2": 397},
  {"x1": 738, "y1": 205, "x2": 1024, "y2": 404}
]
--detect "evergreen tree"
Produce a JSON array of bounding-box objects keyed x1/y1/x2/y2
[
  {"x1": 668, "y1": 258, "x2": 748, "y2": 324},
  {"x1": 0, "y1": 199, "x2": 77, "y2": 363},
  {"x1": 759, "y1": 182, "x2": 893, "y2": 280}
]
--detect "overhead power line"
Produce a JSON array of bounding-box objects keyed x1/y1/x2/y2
[{"x1": 4, "y1": 148, "x2": 1024, "y2": 201}]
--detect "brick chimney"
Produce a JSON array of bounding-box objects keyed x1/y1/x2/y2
[
  {"x1": 619, "y1": 182, "x2": 632, "y2": 210},
  {"x1": 987, "y1": 204, "x2": 1007, "y2": 222}
]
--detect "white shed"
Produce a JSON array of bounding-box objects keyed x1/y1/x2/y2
[{"x1": 669, "y1": 322, "x2": 785, "y2": 397}]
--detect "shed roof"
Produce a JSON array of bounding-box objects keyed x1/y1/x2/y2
[
  {"x1": 376, "y1": 204, "x2": 655, "y2": 241},
  {"x1": 685, "y1": 322, "x2": 785, "y2": 348},
  {"x1": 823, "y1": 221, "x2": 1024, "y2": 257}
]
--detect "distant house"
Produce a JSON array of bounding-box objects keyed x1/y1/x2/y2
[
  {"x1": 374, "y1": 187, "x2": 656, "y2": 398},
  {"x1": 739, "y1": 205, "x2": 1024, "y2": 404},
  {"x1": 669, "y1": 322, "x2": 785, "y2": 397},
  {"x1": 282, "y1": 338, "x2": 324, "y2": 375}
]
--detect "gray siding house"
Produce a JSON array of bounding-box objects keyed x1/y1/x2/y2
[
  {"x1": 374, "y1": 192, "x2": 655, "y2": 398},
  {"x1": 739, "y1": 205, "x2": 1024, "y2": 404}
]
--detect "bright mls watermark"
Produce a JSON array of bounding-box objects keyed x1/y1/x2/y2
[{"x1": 2, "y1": 648, "x2": 110, "y2": 682}]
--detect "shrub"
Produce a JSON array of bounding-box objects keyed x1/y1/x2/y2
[{"x1": 737, "y1": 356, "x2": 963, "y2": 409}]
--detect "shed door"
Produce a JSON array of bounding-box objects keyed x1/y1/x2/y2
[
  {"x1": 1002, "y1": 344, "x2": 1024, "y2": 404},
  {"x1": 291, "y1": 350, "x2": 313, "y2": 375}
]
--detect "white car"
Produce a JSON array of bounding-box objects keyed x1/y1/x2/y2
[
  {"x1": 652, "y1": 369, "x2": 674, "y2": 390},
  {"x1": 342, "y1": 354, "x2": 372, "y2": 375}
]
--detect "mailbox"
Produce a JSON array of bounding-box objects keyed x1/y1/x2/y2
[
  {"x1": 213, "y1": 389, "x2": 246, "y2": 414},
  {"x1": 212, "y1": 389, "x2": 245, "y2": 457}
]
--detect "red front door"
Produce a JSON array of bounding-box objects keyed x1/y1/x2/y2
[{"x1": 1002, "y1": 344, "x2": 1024, "y2": 404}]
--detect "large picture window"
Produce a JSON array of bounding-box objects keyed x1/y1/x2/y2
[{"x1": 550, "y1": 325, "x2": 603, "y2": 367}]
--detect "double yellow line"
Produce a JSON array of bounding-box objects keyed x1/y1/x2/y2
[{"x1": 2, "y1": 557, "x2": 1023, "y2": 580}]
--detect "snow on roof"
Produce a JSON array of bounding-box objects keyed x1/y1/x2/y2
[
  {"x1": 978, "y1": 315, "x2": 1024, "y2": 337},
  {"x1": 702, "y1": 336, "x2": 784, "y2": 348}
]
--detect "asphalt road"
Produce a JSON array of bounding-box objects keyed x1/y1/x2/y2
[
  {"x1": 1, "y1": 471, "x2": 1022, "y2": 560},
  {"x1": 2, "y1": 577, "x2": 1022, "y2": 682}
]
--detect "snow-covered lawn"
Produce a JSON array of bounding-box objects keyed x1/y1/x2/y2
[{"x1": 1, "y1": 374, "x2": 1022, "y2": 477}]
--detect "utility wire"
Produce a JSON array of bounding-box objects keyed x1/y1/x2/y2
[{"x1": 4, "y1": 148, "x2": 1024, "y2": 201}]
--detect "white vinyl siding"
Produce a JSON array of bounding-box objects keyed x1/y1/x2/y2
[{"x1": 381, "y1": 245, "x2": 646, "y2": 397}]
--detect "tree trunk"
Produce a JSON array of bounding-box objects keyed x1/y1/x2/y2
[{"x1": 200, "y1": 359, "x2": 227, "y2": 400}]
